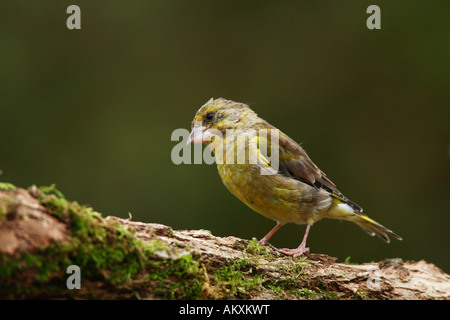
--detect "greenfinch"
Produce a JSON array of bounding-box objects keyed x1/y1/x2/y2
[{"x1": 187, "y1": 98, "x2": 402, "y2": 258}]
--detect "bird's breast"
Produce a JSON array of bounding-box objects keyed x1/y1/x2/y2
[{"x1": 216, "y1": 163, "x2": 332, "y2": 224}]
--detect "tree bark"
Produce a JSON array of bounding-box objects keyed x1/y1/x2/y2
[{"x1": 0, "y1": 186, "x2": 449, "y2": 300}]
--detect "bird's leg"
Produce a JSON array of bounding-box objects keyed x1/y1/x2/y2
[
  {"x1": 258, "y1": 222, "x2": 283, "y2": 245},
  {"x1": 275, "y1": 223, "x2": 311, "y2": 258}
]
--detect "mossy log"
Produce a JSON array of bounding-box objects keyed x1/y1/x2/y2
[{"x1": 0, "y1": 184, "x2": 449, "y2": 300}]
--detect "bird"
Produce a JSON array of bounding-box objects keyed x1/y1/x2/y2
[{"x1": 187, "y1": 98, "x2": 402, "y2": 258}]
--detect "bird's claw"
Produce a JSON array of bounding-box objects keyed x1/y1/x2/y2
[{"x1": 273, "y1": 246, "x2": 310, "y2": 258}]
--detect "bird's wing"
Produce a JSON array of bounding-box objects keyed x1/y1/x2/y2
[{"x1": 256, "y1": 125, "x2": 362, "y2": 213}]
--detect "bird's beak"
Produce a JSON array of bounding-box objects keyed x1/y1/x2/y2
[{"x1": 187, "y1": 126, "x2": 212, "y2": 145}]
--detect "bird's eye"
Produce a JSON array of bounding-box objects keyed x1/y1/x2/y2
[{"x1": 205, "y1": 112, "x2": 214, "y2": 121}]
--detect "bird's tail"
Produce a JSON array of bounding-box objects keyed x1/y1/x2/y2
[
  {"x1": 348, "y1": 212, "x2": 402, "y2": 243},
  {"x1": 327, "y1": 199, "x2": 402, "y2": 243}
]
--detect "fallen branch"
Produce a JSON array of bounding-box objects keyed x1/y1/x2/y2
[{"x1": 0, "y1": 184, "x2": 449, "y2": 300}]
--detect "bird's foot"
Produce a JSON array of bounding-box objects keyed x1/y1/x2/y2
[
  {"x1": 257, "y1": 238, "x2": 269, "y2": 245},
  {"x1": 273, "y1": 245, "x2": 310, "y2": 258}
]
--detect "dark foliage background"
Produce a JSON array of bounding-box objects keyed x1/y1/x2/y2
[{"x1": 1, "y1": 1, "x2": 449, "y2": 272}]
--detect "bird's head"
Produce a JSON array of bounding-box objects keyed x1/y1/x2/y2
[{"x1": 187, "y1": 98, "x2": 258, "y2": 145}]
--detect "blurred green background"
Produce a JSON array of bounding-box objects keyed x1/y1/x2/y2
[{"x1": 1, "y1": 1, "x2": 449, "y2": 272}]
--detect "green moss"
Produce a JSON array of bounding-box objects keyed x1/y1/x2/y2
[
  {"x1": 151, "y1": 254, "x2": 206, "y2": 299},
  {"x1": 0, "y1": 194, "x2": 15, "y2": 222},
  {"x1": 0, "y1": 183, "x2": 223, "y2": 299},
  {"x1": 37, "y1": 184, "x2": 65, "y2": 199},
  {"x1": 353, "y1": 287, "x2": 370, "y2": 300},
  {"x1": 0, "y1": 184, "x2": 166, "y2": 298},
  {"x1": 0, "y1": 182, "x2": 16, "y2": 191},
  {"x1": 0, "y1": 183, "x2": 368, "y2": 300},
  {"x1": 146, "y1": 252, "x2": 268, "y2": 300},
  {"x1": 258, "y1": 256, "x2": 349, "y2": 300},
  {"x1": 212, "y1": 258, "x2": 263, "y2": 298},
  {"x1": 315, "y1": 288, "x2": 340, "y2": 300},
  {"x1": 244, "y1": 238, "x2": 263, "y2": 255}
]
